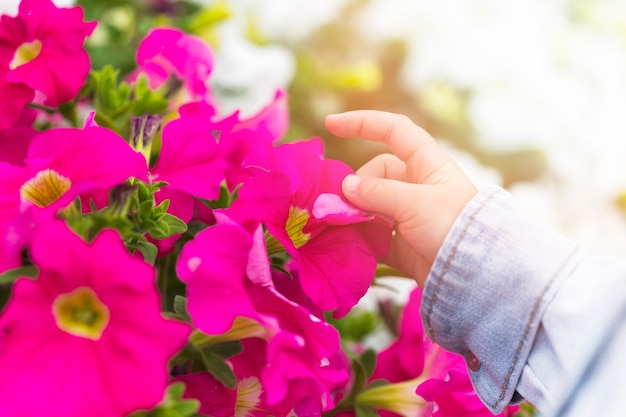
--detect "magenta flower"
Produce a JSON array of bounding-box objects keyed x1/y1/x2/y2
[
  {"x1": 372, "y1": 287, "x2": 518, "y2": 417},
  {"x1": 177, "y1": 221, "x2": 265, "y2": 335},
  {"x1": 151, "y1": 101, "x2": 226, "y2": 202},
  {"x1": 0, "y1": 220, "x2": 190, "y2": 417},
  {"x1": 0, "y1": 125, "x2": 148, "y2": 234},
  {"x1": 233, "y1": 139, "x2": 392, "y2": 317},
  {"x1": 220, "y1": 89, "x2": 289, "y2": 190},
  {"x1": 133, "y1": 27, "x2": 213, "y2": 100},
  {"x1": 178, "y1": 338, "x2": 324, "y2": 417},
  {"x1": 147, "y1": 102, "x2": 226, "y2": 254},
  {"x1": 177, "y1": 210, "x2": 349, "y2": 410},
  {"x1": 249, "y1": 284, "x2": 350, "y2": 409},
  {"x1": 371, "y1": 289, "x2": 430, "y2": 384},
  {"x1": 0, "y1": 0, "x2": 96, "y2": 128}
]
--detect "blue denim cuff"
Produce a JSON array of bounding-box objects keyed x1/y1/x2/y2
[{"x1": 420, "y1": 185, "x2": 583, "y2": 414}]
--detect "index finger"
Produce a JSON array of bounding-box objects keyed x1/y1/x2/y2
[{"x1": 325, "y1": 110, "x2": 448, "y2": 166}]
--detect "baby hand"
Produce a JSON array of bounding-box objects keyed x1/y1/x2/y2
[{"x1": 325, "y1": 110, "x2": 478, "y2": 287}]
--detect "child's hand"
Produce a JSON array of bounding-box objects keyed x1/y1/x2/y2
[{"x1": 325, "y1": 110, "x2": 478, "y2": 287}]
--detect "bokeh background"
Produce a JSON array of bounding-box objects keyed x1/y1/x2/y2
[{"x1": 4, "y1": 0, "x2": 626, "y2": 259}]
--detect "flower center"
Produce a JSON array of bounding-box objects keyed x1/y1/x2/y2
[
  {"x1": 10, "y1": 39, "x2": 42, "y2": 70},
  {"x1": 286, "y1": 206, "x2": 310, "y2": 248},
  {"x1": 235, "y1": 377, "x2": 263, "y2": 417},
  {"x1": 52, "y1": 287, "x2": 110, "y2": 340},
  {"x1": 20, "y1": 169, "x2": 71, "y2": 208}
]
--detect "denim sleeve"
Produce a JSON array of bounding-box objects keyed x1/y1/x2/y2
[{"x1": 419, "y1": 185, "x2": 584, "y2": 414}]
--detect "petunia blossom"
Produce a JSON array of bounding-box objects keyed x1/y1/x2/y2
[
  {"x1": 248, "y1": 284, "x2": 350, "y2": 409},
  {"x1": 150, "y1": 101, "x2": 226, "y2": 202},
  {"x1": 147, "y1": 102, "x2": 226, "y2": 254},
  {"x1": 0, "y1": 125, "x2": 148, "y2": 235},
  {"x1": 371, "y1": 287, "x2": 519, "y2": 417},
  {"x1": 178, "y1": 338, "x2": 327, "y2": 417},
  {"x1": 220, "y1": 89, "x2": 289, "y2": 190},
  {"x1": 0, "y1": 219, "x2": 190, "y2": 417},
  {"x1": 132, "y1": 27, "x2": 213, "y2": 101},
  {"x1": 0, "y1": 0, "x2": 96, "y2": 129},
  {"x1": 177, "y1": 209, "x2": 350, "y2": 410},
  {"x1": 177, "y1": 221, "x2": 265, "y2": 335},
  {"x1": 232, "y1": 139, "x2": 393, "y2": 318}
]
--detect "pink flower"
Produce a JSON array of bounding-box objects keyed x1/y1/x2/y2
[
  {"x1": 177, "y1": 211, "x2": 350, "y2": 410},
  {"x1": 233, "y1": 139, "x2": 392, "y2": 317},
  {"x1": 147, "y1": 102, "x2": 226, "y2": 254},
  {"x1": 133, "y1": 27, "x2": 213, "y2": 100},
  {"x1": 0, "y1": 0, "x2": 96, "y2": 128},
  {"x1": 220, "y1": 89, "x2": 289, "y2": 190},
  {"x1": 372, "y1": 287, "x2": 518, "y2": 417},
  {"x1": 177, "y1": 221, "x2": 264, "y2": 335},
  {"x1": 151, "y1": 101, "x2": 226, "y2": 202},
  {"x1": 178, "y1": 338, "x2": 326, "y2": 417},
  {"x1": 249, "y1": 284, "x2": 350, "y2": 409},
  {"x1": 0, "y1": 125, "x2": 148, "y2": 234},
  {"x1": 371, "y1": 289, "x2": 430, "y2": 384},
  {"x1": 0, "y1": 220, "x2": 190, "y2": 417}
]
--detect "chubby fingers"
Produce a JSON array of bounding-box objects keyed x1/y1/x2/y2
[
  {"x1": 342, "y1": 174, "x2": 417, "y2": 222},
  {"x1": 356, "y1": 153, "x2": 406, "y2": 181},
  {"x1": 325, "y1": 110, "x2": 449, "y2": 168}
]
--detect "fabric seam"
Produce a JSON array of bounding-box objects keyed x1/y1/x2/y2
[
  {"x1": 424, "y1": 187, "x2": 500, "y2": 341},
  {"x1": 491, "y1": 244, "x2": 580, "y2": 409}
]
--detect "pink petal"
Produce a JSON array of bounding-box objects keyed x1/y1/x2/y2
[{"x1": 177, "y1": 224, "x2": 262, "y2": 334}]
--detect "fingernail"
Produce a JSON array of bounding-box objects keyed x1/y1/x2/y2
[{"x1": 343, "y1": 174, "x2": 361, "y2": 194}]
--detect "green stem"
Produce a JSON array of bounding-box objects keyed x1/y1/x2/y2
[
  {"x1": 27, "y1": 102, "x2": 58, "y2": 114},
  {"x1": 157, "y1": 254, "x2": 173, "y2": 312}
]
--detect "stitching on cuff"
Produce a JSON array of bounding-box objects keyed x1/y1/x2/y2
[
  {"x1": 491, "y1": 244, "x2": 580, "y2": 409},
  {"x1": 424, "y1": 187, "x2": 500, "y2": 342}
]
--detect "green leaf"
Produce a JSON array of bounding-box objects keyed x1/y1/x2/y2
[
  {"x1": 360, "y1": 348, "x2": 377, "y2": 379},
  {"x1": 199, "y1": 350, "x2": 237, "y2": 389},
  {"x1": 137, "y1": 181, "x2": 152, "y2": 202},
  {"x1": 161, "y1": 213, "x2": 188, "y2": 235},
  {"x1": 170, "y1": 401, "x2": 201, "y2": 416},
  {"x1": 154, "y1": 199, "x2": 170, "y2": 216},
  {"x1": 206, "y1": 341, "x2": 243, "y2": 359},
  {"x1": 327, "y1": 309, "x2": 378, "y2": 342},
  {"x1": 173, "y1": 295, "x2": 191, "y2": 322},
  {"x1": 127, "y1": 381, "x2": 201, "y2": 417},
  {"x1": 139, "y1": 199, "x2": 156, "y2": 221},
  {"x1": 166, "y1": 382, "x2": 186, "y2": 400},
  {"x1": 148, "y1": 220, "x2": 171, "y2": 239},
  {"x1": 0, "y1": 265, "x2": 38, "y2": 284},
  {"x1": 128, "y1": 241, "x2": 158, "y2": 264},
  {"x1": 131, "y1": 74, "x2": 169, "y2": 115}
]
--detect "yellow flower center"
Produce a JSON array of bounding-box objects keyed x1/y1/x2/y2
[
  {"x1": 20, "y1": 169, "x2": 71, "y2": 208},
  {"x1": 286, "y1": 206, "x2": 310, "y2": 248},
  {"x1": 52, "y1": 287, "x2": 110, "y2": 340},
  {"x1": 235, "y1": 377, "x2": 263, "y2": 417},
  {"x1": 10, "y1": 39, "x2": 42, "y2": 70}
]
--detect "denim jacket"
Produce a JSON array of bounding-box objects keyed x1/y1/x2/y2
[{"x1": 420, "y1": 185, "x2": 626, "y2": 416}]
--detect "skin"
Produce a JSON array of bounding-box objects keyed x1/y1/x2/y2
[{"x1": 325, "y1": 110, "x2": 478, "y2": 288}]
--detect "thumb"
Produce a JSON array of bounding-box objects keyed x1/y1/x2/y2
[{"x1": 342, "y1": 174, "x2": 417, "y2": 221}]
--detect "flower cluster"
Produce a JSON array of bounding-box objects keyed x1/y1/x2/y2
[{"x1": 0, "y1": 1, "x2": 521, "y2": 417}]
